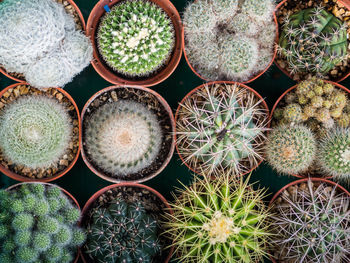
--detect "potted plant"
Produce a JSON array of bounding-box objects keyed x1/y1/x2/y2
[
  {"x1": 0, "y1": 83, "x2": 81, "y2": 182},
  {"x1": 86, "y1": 0, "x2": 182, "y2": 87},
  {"x1": 269, "y1": 178, "x2": 350, "y2": 262},
  {"x1": 183, "y1": 0, "x2": 278, "y2": 83},
  {"x1": 175, "y1": 81, "x2": 269, "y2": 177},
  {"x1": 0, "y1": 182, "x2": 86, "y2": 263},
  {"x1": 80, "y1": 183, "x2": 173, "y2": 263},
  {"x1": 81, "y1": 85, "x2": 175, "y2": 183},
  {"x1": 275, "y1": 0, "x2": 350, "y2": 82},
  {"x1": 0, "y1": 0, "x2": 92, "y2": 88}
]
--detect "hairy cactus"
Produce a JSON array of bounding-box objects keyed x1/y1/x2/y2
[
  {"x1": 265, "y1": 125, "x2": 316, "y2": 175},
  {"x1": 84, "y1": 100, "x2": 162, "y2": 177},
  {"x1": 97, "y1": 0, "x2": 174, "y2": 77},
  {"x1": 176, "y1": 83, "x2": 268, "y2": 176},
  {"x1": 278, "y1": 7, "x2": 348, "y2": 77},
  {"x1": 271, "y1": 180, "x2": 350, "y2": 262},
  {"x1": 163, "y1": 175, "x2": 272, "y2": 263},
  {"x1": 0, "y1": 95, "x2": 72, "y2": 169},
  {"x1": 0, "y1": 183, "x2": 86, "y2": 263},
  {"x1": 85, "y1": 199, "x2": 160, "y2": 263}
]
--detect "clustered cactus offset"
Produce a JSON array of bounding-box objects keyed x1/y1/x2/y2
[
  {"x1": 97, "y1": 0, "x2": 175, "y2": 77},
  {"x1": 0, "y1": 183, "x2": 86, "y2": 263}
]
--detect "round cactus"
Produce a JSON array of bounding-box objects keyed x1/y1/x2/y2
[
  {"x1": 282, "y1": 103, "x2": 303, "y2": 123},
  {"x1": 242, "y1": 0, "x2": 274, "y2": 22}
]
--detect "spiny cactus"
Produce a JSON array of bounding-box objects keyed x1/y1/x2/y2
[
  {"x1": 84, "y1": 100, "x2": 162, "y2": 177},
  {"x1": 0, "y1": 183, "x2": 86, "y2": 263},
  {"x1": 176, "y1": 83, "x2": 268, "y2": 176},
  {"x1": 163, "y1": 175, "x2": 272, "y2": 263},
  {"x1": 85, "y1": 198, "x2": 160, "y2": 263},
  {"x1": 271, "y1": 180, "x2": 350, "y2": 262},
  {"x1": 278, "y1": 7, "x2": 348, "y2": 77},
  {"x1": 265, "y1": 125, "x2": 316, "y2": 175},
  {"x1": 0, "y1": 95, "x2": 72, "y2": 169},
  {"x1": 97, "y1": 0, "x2": 174, "y2": 77},
  {"x1": 242, "y1": 0, "x2": 274, "y2": 22}
]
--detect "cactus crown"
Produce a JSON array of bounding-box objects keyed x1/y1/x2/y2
[
  {"x1": 97, "y1": 0, "x2": 175, "y2": 77},
  {"x1": 85, "y1": 198, "x2": 160, "y2": 263},
  {"x1": 163, "y1": 175, "x2": 272, "y2": 263},
  {"x1": 176, "y1": 83, "x2": 268, "y2": 176},
  {"x1": 0, "y1": 183, "x2": 86, "y2": 263},
  {"x1": 272, "y1": 180, "x2": 350, "y2": 262},
  {"x1": 278, "y1": 7, "x2": 348, "y2": 77}
]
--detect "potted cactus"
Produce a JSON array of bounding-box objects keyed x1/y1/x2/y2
[
  {"x1": 81, "y1": 85, "x2": 175, "y2": 183},
  {"x1": 86, "y1": 0, "x2": 182, "y2": 86},
  {"x1": 269, "y1": 178, "x2": 350, "y2": 262},
  {"x1": 276, "y1": 0, "x2": 350, "y2": 82},
  {"x1": 183, "y1": 0, "x2": 277, "y2": 83},
  {"x1": 0, "y1": 0, "x2": 92, "y2": 88},
  {"x1": 0, "y1": 182, "x2": 86, "y2": 263},
  {"x1": 175, "y1": 81, "x2": 269, "y2": 177},
  {"x1": 80, "y1": 183, "x2": 173, "y2": 263},
  {"x1": 0, "y1": 83, "x2": 80, "y2": 182}
]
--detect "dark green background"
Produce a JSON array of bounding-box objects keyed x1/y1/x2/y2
[{"x1": 0, "y1": 0, "x2": 348, "y2": 262}]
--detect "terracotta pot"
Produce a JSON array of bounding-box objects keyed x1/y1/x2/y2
[
  {"x1": 175, "y1": 81, "x2": 270, "y2": 177},
  {"x1": 268, "y1": 177, "x2": 350, "y2": 263},
  {"x1": 80, "y1": 85, "x2": 175, "y2": 184},
  {"x1": 0, "y1": 0, "x2": 86, "y2": 83},
  {"x1": 7, "y1": 182, "x2": 81, "y2": 263},
  {"x1": 182, "y1": 8, "x2": 279, "y2": 84},
  {"x1": 80, "y1": 183, "x2": 174, "y2": 263},
  {"x1": 0, "y1": 83, "x2": 81, "y2": 182},
  {"x1": 275, "y1": 0, "x2": 350, "y2": 82},
  {"x1": 86, "y1": 0, "x2": 183, "y2": 87}
]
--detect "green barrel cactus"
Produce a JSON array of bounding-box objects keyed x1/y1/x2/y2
[
  {"x1": 163, "y1": 175, "x2": 272, "y2": 263},
  {"x1": 97, "y1": 0, "x2": 175, "y2": 77},
  {"x1": 84, "y1": 198, "x2": 160, "y2": 263},
  {"x1": 279, "y1": 7, "x2": 348, "y2": 77},
  {"x1": 0, "y1": 183, "x2": 86, "y2": 263}
]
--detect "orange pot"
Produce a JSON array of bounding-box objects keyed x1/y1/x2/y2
[{"x1": 86, "y1": 0, "x2": 183, "y2": 87}]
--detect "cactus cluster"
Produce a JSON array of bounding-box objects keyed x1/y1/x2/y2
[
  {"x1": 176, "y1": 83, "x2": 269, "y2": 176},
  {"x1": 163, "y1": 175, "x2": 272, "y2": 263},
  {"x1": 97, "y1": 0, "x2": 175, "y2": 77},
  {"x1": 278, "y1": 7, "x2": 348, "y2": 77},
  {"x1": 271, "y1": 180, "x2": 350, "y2": 262},
  {"x1": 183, "y1": 0, "x2": 276, "y2": 82},
  {"x1": 84, "y1": 100, "x2": 162, "y2": 178},
  {"x1": 0, "y1": 183, "x2": 86, "y2": 263},
  {"x1": 0, "y1": 0, "x2": 92, "y2": 88}
]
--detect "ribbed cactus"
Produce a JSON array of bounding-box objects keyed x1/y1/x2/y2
[
  {"x1": 84, "y1": 100, "x2": 162, "y2": 178},
  {"x1": 97, "y1": 0, "x2": 175, "y2": 77},
  {"x1": 271, "y1": 180, "x2": 350, "y2": 262},
  {"x1": 84, "y1": 198, "x2": 160, "y2": 263},
  {"x1": 163, "y1": 175, "x2": 272, "y2": 263},
  {"x1": 0, "y1": 183, "x2": 86, "y2": 263},
  {"x1": 278, "y1": 7, "x2": 348, "y2": 77},
  {"x1": 265, "y1": 125, "x2": 316, "y2": 175},
  {"x1": 176, "y1": 83, "x2": 268, "y2": 176}
]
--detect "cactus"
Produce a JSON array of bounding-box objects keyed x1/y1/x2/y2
[
  {"x1": 84, "y1": 198, "x2": 160, "y2": 263},
  {"x1": 176, "y1": 83, "x2": 268, "y2": 176},
  {"x1": 84, "y1": 100, "x2": 162, "y2": 177},
  {"x1": 242, "y1": 0, "x2": 274, "y2": 22},
  {"x1": 278, "y1": 7, "x2": 348, "y2": 77},
  {"x1": 265, "y1": 125, "x2": 316, "y2": 175},
  {"x1": 0, "y1": 95, "x2": 72, "y2": 169},
  {"x1": 97, "y1": 0, "x2": 174, "y2": 77},
  {"x1": 163, "y1": 175, "x2": 272, "y2": 263},
  {"x1": 0, "y1": 183, "x2": 85, "y2": 263},
  {"x1": 271, "y1": 180, "x2": 350, "y2": 262},
  {"x1": 282, "y1": 103, "x2": 303, "y2": 123}
]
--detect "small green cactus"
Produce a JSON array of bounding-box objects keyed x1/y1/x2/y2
[
  {"x1": 97, "y1": 0, "x2": 175, "y2": 77},
  {"x1": 282, "y1": 103, "x2": 303, "y2": 123}
]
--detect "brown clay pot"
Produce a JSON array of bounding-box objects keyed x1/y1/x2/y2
[
  {"x1": 0, "y1": 83, "x2": 81, "y2": 182},
  {"x1": 80, "y1": 183, "x2": 174, "y2": 263},
  {"x1": 175, "y1": 81, "x2": 270, "y2": 177},
  {"x1": 80, "y1": 85, "x2": 175, "y2": 184},
  {"x1": 86, "y1": 0, "x2": 183, "y2": 87}
]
